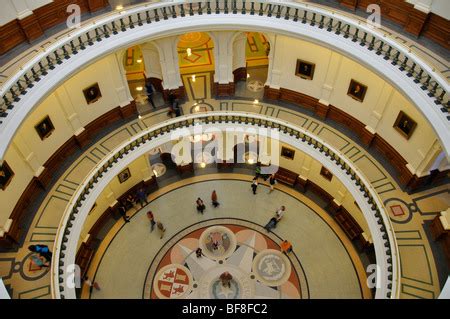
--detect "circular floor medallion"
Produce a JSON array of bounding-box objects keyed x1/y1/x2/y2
[
  {"x1": 153, "y1": 264, "x2": 193, "y2": 299},
  {"x1": 252, "y1": 249, "x2": 291, "y2": 286},
  {"x1": 199, "y1": 226, "x2": 237, "y2": 260}
]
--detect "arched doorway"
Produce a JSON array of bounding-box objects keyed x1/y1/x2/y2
[
  {"x1": 122, "y1": 45, "x2": 164, "y2": 114},
  {"x1": 177, "y1": 32, "x2": 215, "y2": 102},
  {"x1": 234, "y1": 32, "x2": 270, "y2": 100}
]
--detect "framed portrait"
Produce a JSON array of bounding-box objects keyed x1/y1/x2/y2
[
  {"x1": 0, "y1": 161, "x2": 14, "y2": 191},
  {"x1": 83, "y1": 83, "x2": 102, "y2": 104},
  {"x1": 295, "y1": 59, "x2": 315, "y2": 80},
  {"x1": 347, "y1": 79, "x2": 368, "y2": 102},
  {"x1": 35, "y1": 116, "x2": 55, "y2": 140},
  {"x1": 393, "y1": 111, "x2": 417, "y2": 139},
  {"x1": 281, "y1": 147, "x2": 295, "y2": 160},
  {"x1": 118, "y1": 168, "x2": 131, "y2": 184},
  {"x1": 320, "y1": 166, "x2": 333, "y2": 181}
]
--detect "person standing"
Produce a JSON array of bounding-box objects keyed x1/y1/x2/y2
[
  {"x1": 196, "y1": 247, "x2": 204, "y2": 258},
  {"x1": 276, "y1": 206, "x2": 286, "y2": 221},
  {"x1": 220, "y1": 271, "x2": 233, "y2": 288},
  {"x1": 136, "y1": 188, "x2": 149, "y2": 208},
  {"x1": 280, "y1": 240, "x2": 293, "y2": 255},
  {"x1": 145, "y1": 82, "x2": 156, "y2": 109},
  {"x1": 147, "y1": 210, "x2": 156, "y2": 232},
  {"x1": 196, "y1": 198, "x2": 206, "y2": 214},
  {"x1": 28, "y1": 244, "x2": 52, "y2": 264},
  {"x1": 268, "y1": 174, "x2": 277, "y2": 193},
  {"x1": 118, "y1": 204, "x2": 130, "y2": 223},
  {"x1": 157, "y1": 221, "x2": 166, "y2": 239},
  {"x1": 251, "y1": 177, "x2": 258, "y2": 195},
  {"x1": 84, "y1": 276, "x2": 101, "y2": 292},
  {"x1": 211, "y1": 190, "x2": 220, "y2": 208}
]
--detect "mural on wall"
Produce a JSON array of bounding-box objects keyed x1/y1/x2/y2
[
  {"x1": 83, "y1": 83, "x2": 102, "y2": 104},
  {"x1": 35, "y1": 116, "x2": 55, "y2": 140},
  {"x1": 393, "y1": 111, "x2": 417, "y2": 139},
  {"x1": 0, "y1": 161, "x2": 14, "y2": 191},
  {"x1": 347, "y1": 79, "x2": 367, "y2": 102},
  {"x1": 118, "y1": 168, "x2": 131, "y2": 184},
  {"x1": 295, "y1": 59, "x2": 315, "y2": 80}
]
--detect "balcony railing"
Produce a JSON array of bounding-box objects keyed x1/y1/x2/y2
[
  {"x1": 52, "y1": 111, "x2": 400, "y2": 299},
  {"x1": 0, "y1": 1, "x2": 448, "y2": 124}
]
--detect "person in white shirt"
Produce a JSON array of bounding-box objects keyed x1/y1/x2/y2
[{"x1": 276, "y1": 206, "x2": 286, "y2": 221}]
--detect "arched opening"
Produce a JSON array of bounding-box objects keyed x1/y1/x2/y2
[
  {"x1": 177, "y1": 32, "x2": 215, "y2": 102},
  {"x1": 122, "y1": 44, "x2": 164, "y2": 114},
  {"x1": 234, "y1": 32, "x2": 270, "y2": 100}
]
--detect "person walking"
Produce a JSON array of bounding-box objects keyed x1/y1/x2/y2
[
  {"x1": 281, "y1": 240, "x2": 293, "y2": 255},
  {"x1": 196, "y1": 198, "x2": 206, "y2": 214},
  {"x1": 251, "y1": 177, "x2": 258, "y2": 195},
  {"x1": 118, "y1": 204, "x2": 130, "y2": 223},
  {"x1": 264, "y1": 216, "x2": 278, "y2": 233},
  {"x1": 211, "y1": 190, "x2": 220, "y2": 208},
  {"x1": 157, "y1": 221, "x2": 166, "y2": 239},
  {"x1": 268, "y1": 174, "x2": 277, "y2": 193},
  {"x1": 147, "y1": 210, "x2": 156, "y2": 232},
  {"x1": 145, "y1": 82, "x2": 156, "y2": 109},
  {"x1": 196, "y1": 247, "x2": 204, "y2": 258},
  {"x1": 136, "y1": 188, "x2": 149, "y2": 208}
]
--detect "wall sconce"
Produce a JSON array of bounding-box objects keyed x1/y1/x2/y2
[{"x1": 187, "y1": 48, "x2": 192, "y2": 56}]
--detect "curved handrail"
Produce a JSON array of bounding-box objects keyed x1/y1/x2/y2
[
  {"x1": 51, "y1": 111, "x2": 400, "y2": 299},
  {"x1": 0, "y1": 0, "x2": 448, "y2": 158}
]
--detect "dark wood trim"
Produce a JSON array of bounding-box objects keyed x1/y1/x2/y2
[
  {"x1": 339, "y1": 0, "x2": 449, "y2": 49},
  {"x1": 163, "y1": 86, "x2": 186, "y2": 102},
  {"x1": 233, "y1": 67, "x2": 247, "y2": 83},
  {"x1": 213, "y1": 82, "x2": 235, "y2": 97},
  {"x1": 0, "y1": 0, "x2": 110, "y2": 55},
  {"x1": 146, "y1": 77, "x2": 164, "y2": 93},
  {"x1": 265, "y1": 86, "x2": 437, "y2": 191},
  {"x1": 0, "y1": 101, "x2": 137, "y2": 249}
]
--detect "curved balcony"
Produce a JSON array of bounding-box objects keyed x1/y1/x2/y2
[
  {"x1": 0, "y1": 0, "x2": 448, "y2": 160},
  {"x1": 51, "y1": 111, "x2": 400, "y2": 299}
]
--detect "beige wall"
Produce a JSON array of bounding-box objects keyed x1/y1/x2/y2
[
  {"x1": 79, "y1": 154, "x2": 151, "y2": 244},
  {"x1": 0, "y1": 53, "x2": 129, "y2": 228},
  {"x1": 271, "y1": 35, "x2": 439, "y2": 173}
]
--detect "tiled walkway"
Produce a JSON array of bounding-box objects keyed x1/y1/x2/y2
[{"x1": 0, "y1": 99, "x2": 448, "y2": 299}]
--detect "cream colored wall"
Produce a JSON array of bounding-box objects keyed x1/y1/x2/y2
[
  {"x1": 0, "y1": 145, "x2": 35, "y2": 227},
  {"x1": 0, "y1": 53, "x2": 129, "y2": 229},
  {"x1": 272, "y1": 35, "x2": 439, "y2": 172},
  {"x1": 79, "y1": 154, "x2": 151, "y2": 244},
  {"x1": 277, "y1": 142, "x2": 371, "y2": 238}
]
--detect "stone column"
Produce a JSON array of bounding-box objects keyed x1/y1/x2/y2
[
  {"x1": 315, "y1": 52, "x2": 343, "y2": 119},
  {"x1": 154, "y1": 36, "x2": 185, "y2": 100},
  {"x1": 12, "y1": 133, "x2": 45, "y2": 180},
  {"x1": 210, "y1": 31, "x2": 238, "y2": 96}
]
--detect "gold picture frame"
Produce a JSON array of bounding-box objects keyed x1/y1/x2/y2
[
  {"x1": 295, "y1": 59, "x2": 315, "y2": 80},
  {"x1": 347, "y1": 79, "x2": 368, "y2": 102},
  {"x1": 393, "y1": 111, "x2": 417, "y2": 140}
]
